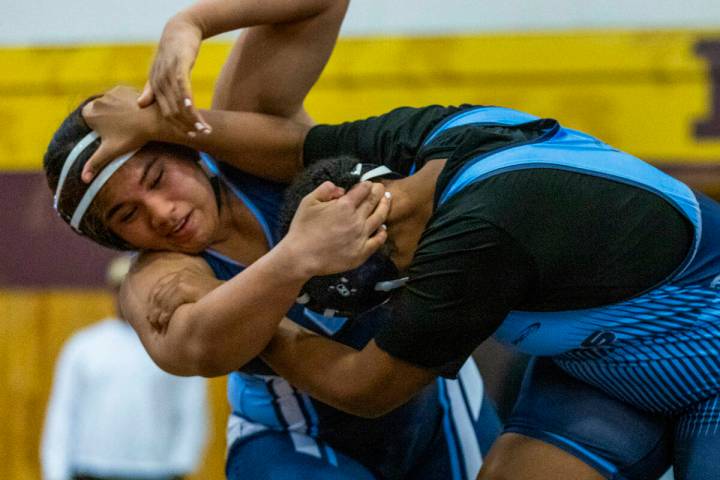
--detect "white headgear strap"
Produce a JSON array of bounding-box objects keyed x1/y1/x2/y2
[
  {"x1": 70, "y1": 148, "x2": 139, "y2": 231},
  {"x1": 353, "y1": 163, "x2": 394, "y2": 182},
  {"x1": 53, "y1": 130, "x2": 139, "y2": 232},
  {"x1": 54, "y1": 131, "x2": 99, "y2": 210}
]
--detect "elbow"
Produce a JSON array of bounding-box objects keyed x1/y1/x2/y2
[
  {"x1": 156, "y1": 334, "x2": 235, "y2": 378},
  {"x1": 173, "y1": 309, "x2": 256, "y2": 377},
  {"x1": 185, "y1": 337, "x2": 237, "y2": 378}
]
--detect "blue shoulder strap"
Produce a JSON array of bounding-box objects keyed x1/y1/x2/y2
[
  {"x1": 434, "y1": 108, "x2": 701, "y2": 280},
  {"x1": 199, "y1": 154, "x2": 350, "y2": 336},
  {"x1": 409, "y1": 106, "x2": 541, "y2": 175},
  {"x1": 423, "y1": 106, "x2": 540, "y2": 146}
]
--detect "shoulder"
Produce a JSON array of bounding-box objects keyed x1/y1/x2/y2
[
  {"x1": 302, "y1": 105, "x2": 470, "y2": 166},
  {"x1": 120, "y1": 252, "x2": 214, "y2": 316},
  {"x1": 127, "y1": 251, "x2": 213, "y2": 284}
]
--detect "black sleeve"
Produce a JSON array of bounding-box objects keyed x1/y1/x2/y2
[
  {"x1": 373, "y1": 195, "x2": 537, "y2": 378},
  {"x1": 302, "y1": 105, "x2": 470, "y2": 175}
]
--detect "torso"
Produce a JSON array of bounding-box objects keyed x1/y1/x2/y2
[{"x1": 431, "y1": 107, "x2": 720, "y2": 412}]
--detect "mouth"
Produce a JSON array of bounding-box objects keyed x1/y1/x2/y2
[{"x1": 171, "y1": 211, "x2": 192, "y2": 239}]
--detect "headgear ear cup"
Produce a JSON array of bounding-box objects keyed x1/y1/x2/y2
[
  {"x1": 280, "y1": 160, "x2": 407, "y2": 316},
  {"x1": 299, "y1": 251, "x2": 405, "y2": 317}
]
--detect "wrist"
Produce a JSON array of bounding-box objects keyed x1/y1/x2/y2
[
  {"x1": 271, "y1": 238, "x2": 320, "y2": 282},
  {"x1": 150, "y1": 106, "x2": 178, "y2": 143},
  {"x1": 146, "y1": 105, "x2": 166, "y2": 141},
  {"x1": 175, "y1": 7, "x2": 209, "y2": 39}
]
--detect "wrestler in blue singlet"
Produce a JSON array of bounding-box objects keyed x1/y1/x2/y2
[
  {"x1": 429, "y1": 107, "x2": 720, "y2": 480},
  {"x1": 199, "y1": 155, "x2": 501, "y2": 480}
]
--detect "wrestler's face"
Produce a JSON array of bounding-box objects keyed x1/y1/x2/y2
[{"x1": 95, "y1": 144, "x2": 220, "y2": 253}]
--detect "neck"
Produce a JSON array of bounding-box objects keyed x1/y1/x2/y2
[
  {"x1": 210, "y1": 184, "x2": 270, "y2": 264},
  {"x1": 384, "y1": 159, "x2": 446, "y2": 271}
]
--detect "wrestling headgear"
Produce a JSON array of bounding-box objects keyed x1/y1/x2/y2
[{"x1": 297, "y1": 163, "x2": 408, "y2": 318}]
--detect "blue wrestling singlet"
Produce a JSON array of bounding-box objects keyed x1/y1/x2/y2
[
  {"x1": 198, "y1": 155, "x2": 501, "y2": 480},
  {"x1": 429, "y1": 106, "x2": 720, "y2": 480}
]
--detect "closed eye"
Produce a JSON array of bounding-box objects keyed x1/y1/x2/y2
[
  {"x1": 150, "y1": 169, "x2": 164, "y2": 189},
  {"x1": 120, "y1": 207, "x2": 137, "y2": 223}
]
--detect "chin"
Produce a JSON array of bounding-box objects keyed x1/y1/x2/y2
[
  {"x1": 184, "y1": 235, "x2": 215, "y2": 254},
  {"x1": 172, "y1": 240, "x2": 207, "y2": 255}
]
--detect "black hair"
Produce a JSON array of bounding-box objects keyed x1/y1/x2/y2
[
  {"x1": 43, "y1": 97, "x2": 200, "y2": 250},
  {"x1": 276, "y1": 155, "x2": 362, "y2": 240},
  {"x1": 277, "y1": 156, "x2": 401, "y2": 317}
]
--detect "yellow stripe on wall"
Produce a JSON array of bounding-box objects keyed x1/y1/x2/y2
[{"x1": 1, "y1": 29, "x2": 720, "y2": 171}]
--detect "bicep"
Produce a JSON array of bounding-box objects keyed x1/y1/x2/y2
[
  {"x1": 303, "y1": 105, "x2": 465, "y2": 174},
  {"x1": 211, "y1": 0, "x2": 348, "y2": 118}
]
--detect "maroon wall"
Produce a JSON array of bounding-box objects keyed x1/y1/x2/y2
[{"x1": 0, "y1": 172, "x2": 118, "y2": 288}]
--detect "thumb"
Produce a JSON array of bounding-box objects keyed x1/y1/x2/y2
[
  {"x1": 310, "y1": 181, "x2": 345, "y2": 202},
  {"x1": 137, "y1": 82, "x2": 155, "y2": 108},
  {"x1": 81, "y1": 142, "x2": 114, "y2": 183}
]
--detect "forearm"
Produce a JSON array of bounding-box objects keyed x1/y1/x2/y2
[
  {"x1": 261, "y1": 325, "x2": 435, "y2": 417},
  {"x1": 209, "y1": 0, "x2": 348, "y2": 119},
  {"x1": 176, "y1": 0, "x2": 341, "y2": 40},
  {"x1": 157, "y1": 109, "x2": 309, "y2": 182},
  {"x1": 261, "y1": 325, "x2": 381, "y2": 416},
  {"x1": 180, "y1": 243, "x2": 312, "y2": 372},
  {"x1": 127, "y1": 244, "x2": 313, "y2": 377}
]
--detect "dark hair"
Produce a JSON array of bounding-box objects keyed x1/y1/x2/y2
[
  {"x1": 43, "y1": 97, "x2": 199, "y2": 250},
  {"x1": 276, "y1": 155, "x2": 362, "y2": 240},
  {"x1": 277, "y1": 156, "x2": 402, "y2": 317}
]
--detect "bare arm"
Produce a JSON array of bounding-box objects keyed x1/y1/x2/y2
[
  {"x1": 166, "y1": 106, "x2": 311, "y2": 182},
  {"x1": 122, "y1": 247, "x2": 309, "y2": 377},
  {"x1": 83, "y1": 0, "x2": 348, "y2": 181},
  {"x1": 147, "y1": 0, "x2": 348, "y2": 123},
  {"x1": 261, "y1": 322, "x2": 436, "y2": 418},
  {"x1": 210, "y1": 0, "x2": 349, "y2": 119},
  {"x1": 121, "y1": 181, "x2": 390, "y2": 377},
  {"x1": 82, "y1": 86, "x2": 309, "y2": 183}
]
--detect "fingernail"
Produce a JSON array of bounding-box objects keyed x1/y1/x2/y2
[
  {"x1": 381, "y1": 224, "x2": 387, "y2": 230},
  {"x1": 184, "y1": 98, "x2": 192, "y2": 108},
  {"x1": 187, "y1": 131, "x2": 197, "y2": 138},
  {"x1": 384, "y1": 191, "x2": 392, "y2": 199}
]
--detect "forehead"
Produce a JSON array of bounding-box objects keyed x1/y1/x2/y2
[
  {"x1": 93, "y1": 146, "x2": 198, "y2": 208},
  {"x1": 97, "y1": 149, "x2": 154, "y2": 199}
]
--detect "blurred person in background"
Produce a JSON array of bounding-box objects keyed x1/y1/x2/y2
[{"x1": 40, "y1": 255, "x2": 208, "y2": 480}]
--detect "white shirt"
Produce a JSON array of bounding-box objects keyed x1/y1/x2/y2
[{"x1": 41, "y1": 318, "x2": 208, "y2": 480}]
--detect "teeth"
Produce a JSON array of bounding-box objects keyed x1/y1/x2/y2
[{"x1": 173, "y1": 217, "x2": 186, "y2": 233}]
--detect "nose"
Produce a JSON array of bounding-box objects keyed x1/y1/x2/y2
[{"x1": 146, "y1": 195, "x2": 178, "y2": 235}]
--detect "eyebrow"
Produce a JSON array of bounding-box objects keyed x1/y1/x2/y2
[
  {"x1": 139, "y1": 155, "x2": 159, "y2": 186},
  {"x1": 104, "y1": 155, "x2": 159, "y2": 222}
]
